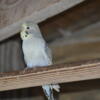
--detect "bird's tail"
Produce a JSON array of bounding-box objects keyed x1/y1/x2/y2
[{"x1": 42, "y1": 84, "x2": 60, "y2": 100}]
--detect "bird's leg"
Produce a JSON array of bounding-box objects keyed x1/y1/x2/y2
[{"x1": 22, "y1": 67, "x2": 29, "y2": 73}]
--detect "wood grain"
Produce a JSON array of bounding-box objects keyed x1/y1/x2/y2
[
  {"x1": 0, "y1": 0, "x2": 84, "y2": 41},
  {"x1": 0, "y1": 59, "x2": 100, "y2": 92}
]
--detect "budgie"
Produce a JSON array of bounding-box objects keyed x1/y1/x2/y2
[{"x1": 20, "y1": 22, "x2": 60, "y2": 100}]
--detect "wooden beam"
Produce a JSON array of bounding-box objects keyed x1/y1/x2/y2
[
  {"x1": 49, "y1": 21, "x2": 100, "y2": 47},
  {"x1": 0, "y1": 0, "x2": 84, "y2": 41},
  {"x1": 0, "y1": 59, "x2": 100, "y2": 92}
]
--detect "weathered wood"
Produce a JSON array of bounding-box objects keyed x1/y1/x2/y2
[
  {"x1": 0, "y1": 59, "x2": 100, "y2": 91},
  {"x1": 0, "y1": 0, "x2": 84, "y2": 41},
  {"x1": 40, "y1": 0, "x2": 100, "y2": 42}
]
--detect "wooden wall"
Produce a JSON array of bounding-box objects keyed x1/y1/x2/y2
[
  {"x1": 0, "y1": 0, "x2": 100, "y2": 100},
  {"x1": 0, "y1": 36, "x2": 25, "y2": 72}
]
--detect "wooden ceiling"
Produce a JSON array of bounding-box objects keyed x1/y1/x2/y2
[
  {"x1": 0, "y1": 0, "x2": 84, "y2": 41},
  {"x1": 40, "y1": 0, "x2": 100, "y2": 37}
]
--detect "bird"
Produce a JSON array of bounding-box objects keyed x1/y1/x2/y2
[{"x1": 20, "y1": 22, "x2": 60, "y2": 100}]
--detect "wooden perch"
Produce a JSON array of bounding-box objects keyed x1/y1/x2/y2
[
  {"x1": 0, "y1": 59, "x2": 100, "y2": 92},
  {"x1": 0, "y1": 0, "x2": 84, "y2": 41}
]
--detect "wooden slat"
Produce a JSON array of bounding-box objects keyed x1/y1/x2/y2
[
  {"x1": 0, "y1": 0, "x2": 84, "y2": 41},
  {"x1": 0, "y1": 59, "x2": 100, "y2": 92}
]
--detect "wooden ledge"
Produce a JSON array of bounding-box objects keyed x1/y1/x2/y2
[
  {"x1": 0, "y1": 0, "x2": 84, "y2": 41},
  {"x1": 0, "y1": 59, "x2": 100, "y2": 92}
]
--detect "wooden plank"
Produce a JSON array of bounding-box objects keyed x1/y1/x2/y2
[
  {"x1": 49, "y1": 21, "x2": 100, "y2": 47},
  {"x1": 39, "y1": 0, "x2": 100, "y2": 45},
  {"x1": 0, "y1": 0, "x2": 84, "y2": 41},
  {"x1": 0, "y1": 59, "x2": 100, "y2": 92}
]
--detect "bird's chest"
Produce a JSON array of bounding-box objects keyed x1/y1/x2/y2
[
  {"x1": 23, "y1": 42, "x2": 44, "y2": 59},
  {"x1": 22, "y1": 43, "x2": 48, "y2": 67},
  {"x1": 22, "y1": 40, "x2": 50, "y2": 67}
]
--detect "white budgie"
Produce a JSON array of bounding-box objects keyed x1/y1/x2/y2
[{"x1": 20, "y1": 22, "x2": 60, "y2": 100}]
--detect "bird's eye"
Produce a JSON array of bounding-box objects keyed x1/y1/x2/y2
[{"x1": 27, "y1": 27, "x2": 30, "y2": 29}]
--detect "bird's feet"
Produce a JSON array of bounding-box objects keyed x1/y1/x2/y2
[{"x1": 22, "y1": 67, "x2": 28, "y2": 74}]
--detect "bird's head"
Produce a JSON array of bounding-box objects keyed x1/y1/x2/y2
[
  {"x1": 20, "y1": 23, "x2": 32, "y2": 40},
  {"x1": 20, "y1": 22, "x2": 42, "y2": 40}
]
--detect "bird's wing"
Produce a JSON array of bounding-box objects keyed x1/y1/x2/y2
[{"x1": 44, "y1": 43, "x2": 53, "y2": 65}]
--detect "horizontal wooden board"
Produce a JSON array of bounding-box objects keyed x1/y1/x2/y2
[{"x1": 0, "y1": 59, "x2": 100, "y2": 91}]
